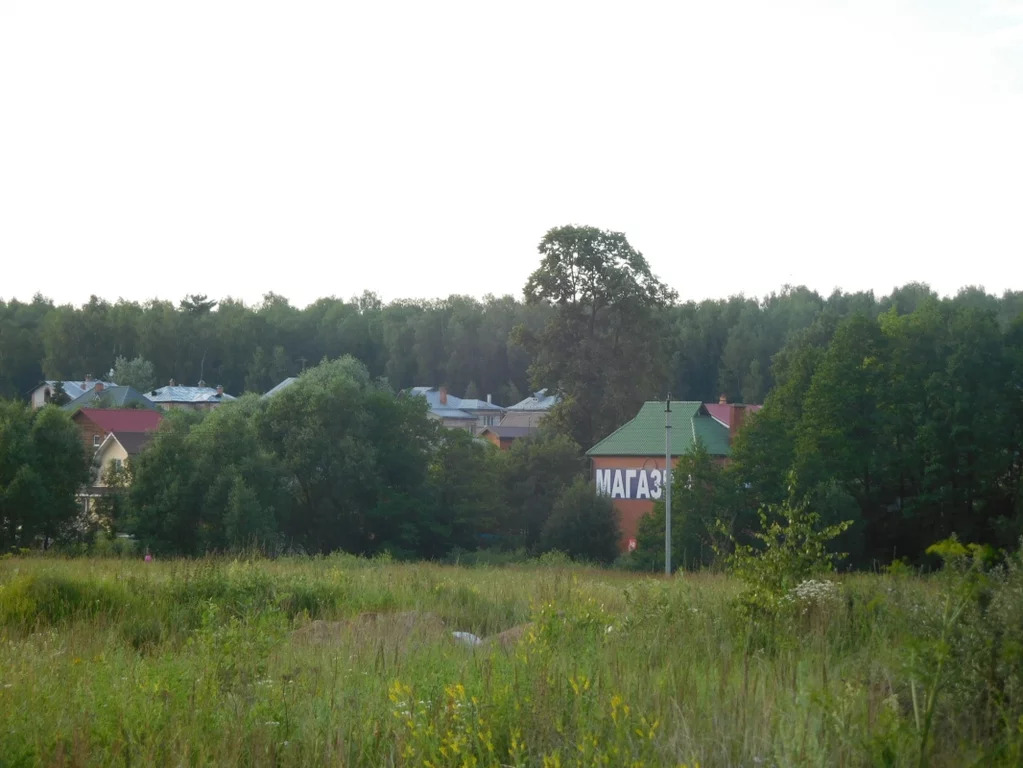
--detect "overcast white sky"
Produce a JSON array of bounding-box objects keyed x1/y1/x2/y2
[{"x1": 2, "y1": 0, "x2": 1022, "y2": 308}]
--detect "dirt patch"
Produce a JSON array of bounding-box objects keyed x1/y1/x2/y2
[
  {"x1": 293, "y1": 610, "x2": 448, "y2": 646},
  {"x1": 293, "y1": 611, "x2": 532, "y2": 653},
  {"x1": 483, "y1": 622, "x2": 534, "y2": 650}
]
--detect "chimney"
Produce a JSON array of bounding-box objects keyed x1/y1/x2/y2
[
  {"x1": 719, "y1": 394, "x2": 728, "y2": 405},
  {"x1": 197, "y1": 379, "x2": 206, "y2": 388},
  {"x1": 487, "y1": 393, "x2": 492, "y2": 404},
  {"x1": 216, "y1": 384, "x2": 224, "y2": 396},
  {"x1": 439, "y1": 386, "x2": 448, "y2": 405},
  {"x1": 169, "y1": 378, "x2": 176, "y2": 387},
  {"x1": 729, "y1": 404, "x2": 746, "y2": 443},
  {"x1": 94, "y1": 382, "x2": 104, "y2": 393},
  {"x1": 85, "y1": 374, "x2": 93, "y2": 383}
]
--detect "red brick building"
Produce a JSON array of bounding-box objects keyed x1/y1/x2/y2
[{"x1": 586, "y1": 398, "x2": 759, "y2": 550}]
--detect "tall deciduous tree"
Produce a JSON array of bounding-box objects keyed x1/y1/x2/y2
[
  {"x1": 0, "y1": 401, "x2": 86, "y2": 549},
  {"x1": 520, "y1": 225, "x2": 676, "y2": 449},
  {"x1": 258, "y1": 357, "x2": 436, "y2": 554}
]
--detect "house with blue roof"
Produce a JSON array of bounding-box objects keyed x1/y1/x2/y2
[
  {"x1": 477, "y1": 389, "x2": 562, "y2": 448},
  {"x1": 29, "y1": 376, "x2": 116, "y2": 409},
  {"x1": 147, "y1": 380, "x2": 236, "y2": 411},
  {"x1": 406, "y1": 386, "x2": 505, "y2": 436}
]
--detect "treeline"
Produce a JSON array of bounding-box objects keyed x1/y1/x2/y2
[
  {"x1": 5, "y1": 283, "x2": 1020, "y2": 409},
  {"x1": 635, "y1": 297, "x2": 1023, "y2": 569},
  {"x1": 3, "y1": 222, "x2": 1023, "y2": 565},
  {"x1": 89, "y1": 358, "x2": 618, "y2": 560}
]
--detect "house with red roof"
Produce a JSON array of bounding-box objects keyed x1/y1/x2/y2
[
  {"x1": 704, "y1": 395, "x2": 762, "y2": 435},
  {"x1": 71, "y1": 408, "x2": 163, "y2": 456}
]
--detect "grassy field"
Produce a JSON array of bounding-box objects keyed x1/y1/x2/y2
[{"x1": 1, "y1": 554, "x2": 1021, "y2": 767}]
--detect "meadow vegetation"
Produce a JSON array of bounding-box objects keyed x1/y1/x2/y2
[{"x1": 2, "y1": 549, "x2": 1023, "y2": 767}]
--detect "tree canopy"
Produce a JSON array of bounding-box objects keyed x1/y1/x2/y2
[{"x1": 520, "y1": 225, "x2": 676, "y2": 448}]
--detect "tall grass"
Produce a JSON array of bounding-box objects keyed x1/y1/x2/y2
[{"x1": 0, "y1": 554, "x2": 1020, "y2": 766}]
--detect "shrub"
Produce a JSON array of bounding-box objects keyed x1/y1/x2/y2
[
  {"x1": 539, "y1": 478, "x2": 620, "y2": 564},
  {"x1": 722, "y1": 477, "x2": 851, "y2": 618}
]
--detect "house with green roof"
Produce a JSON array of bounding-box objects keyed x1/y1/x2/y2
[{"x1": 586, "y1": 400, "x2": 753, "y2": 550}]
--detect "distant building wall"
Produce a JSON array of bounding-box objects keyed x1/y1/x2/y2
[
  {"x1": 590, "y1": 455, "x2": 677, "y2": 551},
  {"x1": 72, "y1": 413, "x2": 107, "y2": 455}
]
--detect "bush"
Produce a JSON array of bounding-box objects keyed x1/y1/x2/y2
[
  {"x1": 723, "y1": 478, "x2": 852, "y2": 618},
  {"x1": 539, "y1": 478, "x2": 621, "y2": 564}
]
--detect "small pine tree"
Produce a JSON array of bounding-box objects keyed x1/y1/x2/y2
[{"x1": 48, "y1": 382, "x2": 71, "y2": 407}]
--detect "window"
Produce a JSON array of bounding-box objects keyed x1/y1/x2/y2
[
  {"x1": 113, "y1": 458, "x2": 123, "y2": 472},
  {"x1": 93, "y1": 434, "x2": 101, "y2": 447}
]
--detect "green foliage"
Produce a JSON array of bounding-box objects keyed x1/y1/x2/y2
[
  {"x1": 4, "y1": 556, "x2": 1023, "y2": 764},
  {"x1": 47, "y1": 381, "x2": 71, "y2": 406},
  {"x1": 633, "y1": 441, "x2": 746, "y2": 572},
  {"x1": 520, "y1": 225, "x2": 676, "y2": 449},
  {"x1": 723, "y1": 479, "x2": 852, "y2": 616},
  {"x1": 259, "y1": 357, "x2": 437, "y2": 555},
  {"x1": 425, "y1": 429, "x2": 501, "y2": 557},
  {"x1": 498, "y1": 431, "x2": 584, "y2": 550},
  {"x1": 0, "y1": 401, "x2": 86, "y2": 550},
  {"x1": 5, "y1": 279, "x2": 1022, "y2": 565},
  {"x1": 111, "y1": 354, "x2": 156, "y2": 392},
  {"x1": 732, "y1": 296, "x2": 1023, "y2": 566},
  {"x1": 539, "y1": 477, "x2": 621, "y2": 564}
]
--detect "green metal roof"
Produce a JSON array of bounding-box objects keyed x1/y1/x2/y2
[{"x1": 585, "y1": 401, "x2": 731, "y2": 457}]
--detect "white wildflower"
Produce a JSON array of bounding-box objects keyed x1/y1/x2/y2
[{"x1": 784, "y1": 579, "x2": 841, "y2": 615}]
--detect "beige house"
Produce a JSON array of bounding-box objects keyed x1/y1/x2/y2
[
  {"x1": 79, "y1": 430, "x2": 156, "y2": 524},
  {"x1": 92, "y1": 432, "x2": 154, "y2": 485}
]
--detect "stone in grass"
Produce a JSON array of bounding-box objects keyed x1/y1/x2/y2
[{"x1": 451, "y1": 631, "x2": 483, "y2": 647}]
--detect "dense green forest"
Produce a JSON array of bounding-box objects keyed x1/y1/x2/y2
[
  {"x1": 2, "y1": 225, "x2": 1022, "y2": 564},
  {"x1": 6, "y1": 282, "x2": 1019, "y2": 409},
  {"x1": 637, "y1": 295, "x2": 1023, "y2": 570}
]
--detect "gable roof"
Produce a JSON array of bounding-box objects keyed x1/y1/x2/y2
[
  {"x1": 407, "y1": 387, "x2": 504, "y2": 415},
  {"x1": 74, "y1": 408, "x2": 163, "y2": 434},
  {"x1": 263, "y1": 377, "x2": 298, "y2": 397},
  {"x1": 506, "y1": 389, "x2": 560, "y2": 411},
  {"x1": 499, "y1": 410, "x2": 549, "y2": 428},
  {"x1": 586, "y1": 401, "x2": 731, "y2": 457},
  {"x1": 457, "y1": 398, "x2": 504, "y2": 411},
  {"x1": 62, "y1": 385, "x2": 156, "y2": 413},
  {"x1": 98, "y1": 430, "x2": 157, "y2": 457},
  {"x1": 114, "y1": 431, "x2": 155, "y2": 455},
  {"x1": 147, "y1": 385, "x2": 236, "y2": 404},
  {"x1": 32, "y1": 379, "x2": 116, "y2": 400},
  {"x1": 704, "y1": 402, "x2": 763, "y2": 428},
  {"x1": 431, "y1": 407, "x2": 477, "y2": 421}
]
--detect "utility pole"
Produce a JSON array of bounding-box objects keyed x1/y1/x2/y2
[{"x1": 665, "y1": 394, "x2": 672, "y2": 576}]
